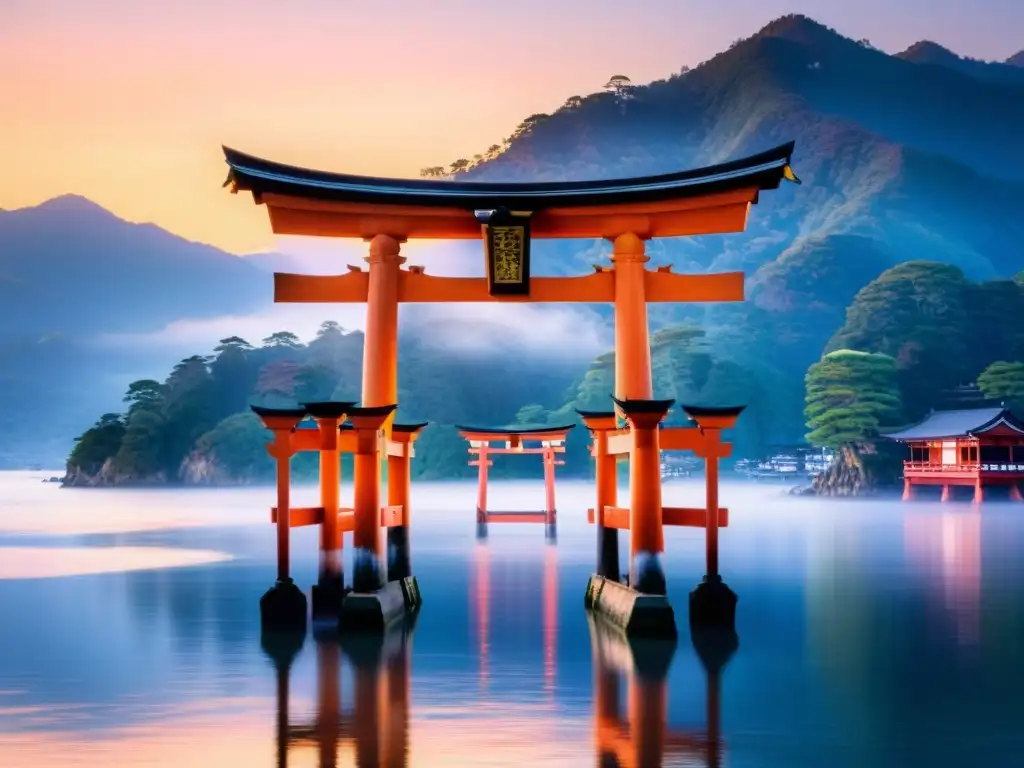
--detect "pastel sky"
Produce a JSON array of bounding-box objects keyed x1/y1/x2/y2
[{"x1": 2, "y1": 0, "x2": 1021, "y2": 254}]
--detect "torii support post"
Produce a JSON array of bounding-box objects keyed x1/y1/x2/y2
[
  {"x1": 685, "y1": 406, "x2": 744, "y2": 632},
  {"x1": 305, "y1": 401, "x2": 356, "y2": 621},
  {"x1": 252, "y1": 405, "x2": 309, "y2": 632},
  {"x1": 349, "y1": 405, "x2": 397, "y2": 593},
  {"x1": 362, "y1": 235, "x2": 403, "y2": 439},
  {"x1": 387, "y1": 422, "x2": 428, "y2": 583},
  {"x1": 343, "y1": 404, "x2": 415, "y2": 632},
  {"x1": 578, "y1": 410, "x2": 621, "y2": 581},
  {"x1": 614, "y1": 397, "x2": 673, "y2": 596}
]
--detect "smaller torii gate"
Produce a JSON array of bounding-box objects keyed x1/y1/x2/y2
[
  {"x1": 457, "y1": 424, "x2": 572, "y2": 541},
  {"x1": 250, "y1": 403, "x2": 426, "y2": 631}
]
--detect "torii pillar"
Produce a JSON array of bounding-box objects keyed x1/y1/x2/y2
[
  {"x1": 349, "y1": 405, "x2": 397, "y2": 593},
  {"x1": 361, "y1": 234, "x2": 404, "y2": 438},
  {"x1": 305, "y1": 401, "x2": 354, "y2": 620},
  {"x1": 253, "y1": 405, "x2": 309, "y2": 631},
  {"x1": 578, "y1": 410, "x2": 621, "y2": 581},
  {"x1": 614, "y1": 397, "x2": 673, "y2": 596},
  {"x1": 686, "y1": 406, "x2": 744, "y2": 631},
  {"x1": 387, "y1": 423, "x2": 428, "y2": 582}
]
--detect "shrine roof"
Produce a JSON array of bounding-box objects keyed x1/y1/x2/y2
[
  {"x1": 455, "y1": 424, "x2": 576, "y2": 437},
  {"x1": 882, "y1": 407, "x2": 1024, "y2": 440},
  {"x1": 222, "y1": 142, "x2": 797, "y2": 210}
]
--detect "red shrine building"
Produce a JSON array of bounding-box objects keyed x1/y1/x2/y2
[{"x1": 884, "y1": 406, "x2": 1024, "y2": 503}]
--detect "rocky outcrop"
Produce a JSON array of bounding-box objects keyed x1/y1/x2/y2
[
  {"x1": 63, "y1": 450, "x2": 256, "y2": 487},
  {"x1": 62, "y1": 458, "x2": 167, "y2": 487},
  {"x1": 805, "y1": 441, "x2": 903, "y2": 497},
  {"x1": 177, "y1": 450, "x2": 252, "y2": 486}
]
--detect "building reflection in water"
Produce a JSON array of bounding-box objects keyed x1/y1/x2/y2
[
  {"x1": 472, "y1": 540, "x2": 558, "y2": 694},
  {"x1": 588, "y1": 615, "x2": 737, "y2": 768},
  {"x1": 904, "y1": 511, "x2": 982, "y2": 646},
  {"x1": 263, "y1": 617, "x2": 414, "y2": 768}
]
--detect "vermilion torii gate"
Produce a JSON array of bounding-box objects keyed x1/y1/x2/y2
[
  {"x1": 458, "y1": 423, "x2": 572, "y2": 541},
  {"x1": 224, "y1": 140, "x2": 798, "y2": 634}
]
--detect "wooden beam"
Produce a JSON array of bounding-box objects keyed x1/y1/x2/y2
[
  {"x1": 274, "y1": 268, "x2": 745, "y2": 306},
  {"x1": 380, "y1": 505, "x2": 405, "y2": 527},
  {"x1": 270, "y1": 506, "x2": 324, "y2": 527},
  {"x1": 586, "y1": 506, "x2": 729, "y2": 528},
  {"x1": 401, "y1": 271, "x2": 613, "y2": 303},
  {"x1": 483, "y1": 512, "x2": 550, "y2": 524},
  {"x1": 263, "y1": 196, "x2": 753, "y2": 240},
  {"x1": 662, "y1": 506, "x2": 729, "y2": 528},
  {"x1": 644, "y1": 270, "x2": 744, "y2": 303},
  {"x1": 275, "y1": 271, "x2": 369, "y2": 303}
]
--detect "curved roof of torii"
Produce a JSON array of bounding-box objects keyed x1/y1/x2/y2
[
  {"x1": 455, "y1": 424, "x2": 575, "y2": 437},
  {"x1": 882, "y1": 407, "x2": 1024, "y2": 440},
  {"x1": 222, "y1": 142, "x2": 798, "y2": 210}
]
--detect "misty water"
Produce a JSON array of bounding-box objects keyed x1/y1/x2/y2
[{"x1": 0, "y1": 471, "x2": 1022, "y2": 767}]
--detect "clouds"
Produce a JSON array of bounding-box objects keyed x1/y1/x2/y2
[{"x1": 92, "y1": 235, "x2": 608, "y2": 361}]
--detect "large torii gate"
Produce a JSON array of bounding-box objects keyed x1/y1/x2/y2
[{"x1": 225, "y1": 141, "x2": 798, "y2": 634}]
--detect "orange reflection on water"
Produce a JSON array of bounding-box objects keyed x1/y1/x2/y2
[
  {"x1": 0, "y1": 547, "x2": 232, "y2": 580},
  {"x1": 904, "y1": 511, "x2": 982, "y2": 646},
  {"x1": 589, "y1": 616, "x2": 732, "y2": 768},
  {"x1": 472, "y1": 541, "x2": 559, "y2": 696}
]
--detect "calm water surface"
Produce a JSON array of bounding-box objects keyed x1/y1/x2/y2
[{"x1": 0, "y1": 471, "x2": 1022, "y2": 767}]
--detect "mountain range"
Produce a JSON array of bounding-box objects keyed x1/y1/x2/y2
[{"x1": 2, "y1": 13, "x2": 1022, "y2": 468}]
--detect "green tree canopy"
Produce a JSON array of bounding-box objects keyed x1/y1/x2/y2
[
  {"x1": 826, "y1": 261, "x2": 973, "y2": 418},
  {"x1": 805, "y1": 350, "x2": 903, "y2": 448},
  {"x1": 977, "y1": 361, "x2": 1024, "y2": 412}
]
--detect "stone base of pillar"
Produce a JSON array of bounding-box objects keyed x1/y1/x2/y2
[
  {"x1": 584, "y1": 574, "x2": 677, "y2": 638},
  {"x1": 311, "y1": 573, "x2": 348, "y2": 622},
  {"x1": 340, "y1": 577, "x2": 421, "y2": 633},
  {"x1": 688, "y1": 575, "x2": 738, "y2": 632},
  {"x1": 630, "y1": 551, "x2": 667, "y2": 596},
  {"x1": 260, "y1": 578, "x2": 308, "y2": 632}
]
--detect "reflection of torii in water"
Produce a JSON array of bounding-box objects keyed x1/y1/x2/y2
[
  {"x1": 472, "y1": 541, "x2": 558, "y2": 693},
  {"x1": 262, "y1": 618, "x2": 415, "y2": 768},
  {"x1": 588, "y1": 615, "x2": 737, "y2": 768}
]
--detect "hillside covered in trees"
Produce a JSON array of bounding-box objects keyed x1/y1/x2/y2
[
  {"x1": 65, "y1": 319, "x2": 781, "y2": 485},
  {"x1": 66, "y1": 262, "x2": 1024, "y2": 487}
]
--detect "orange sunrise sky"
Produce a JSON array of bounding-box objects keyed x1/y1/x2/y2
[{"x1": 2, "y1": 0, "x2": 1021, "y2": 254}]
